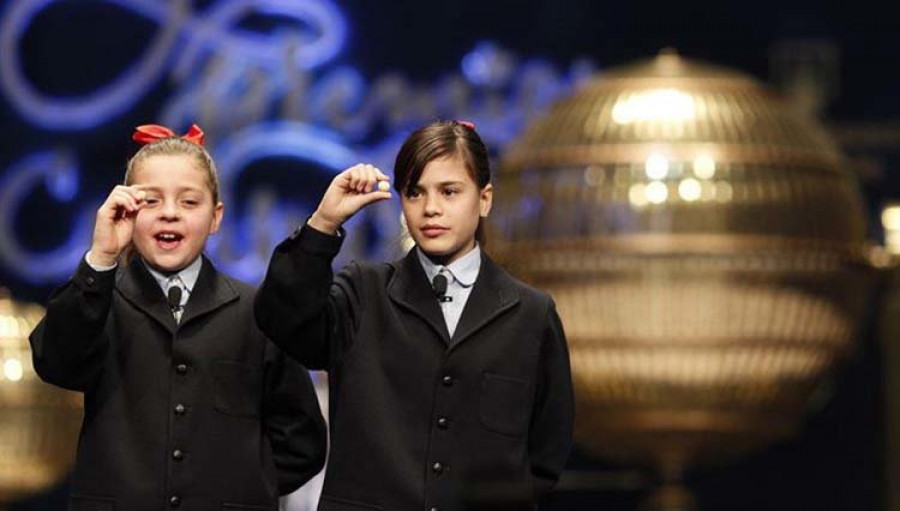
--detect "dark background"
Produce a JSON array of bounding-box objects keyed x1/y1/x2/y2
[{"x1": 2, "y1": 0, "x2": 896, "y2": 509}]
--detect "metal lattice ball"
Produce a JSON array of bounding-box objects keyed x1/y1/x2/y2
[
  {"x1": 492, "y1": 50, "x2": 877, "y2": 484},
  {"x1": 0, "y1": 288, "x2": 82, "y2": 503}
]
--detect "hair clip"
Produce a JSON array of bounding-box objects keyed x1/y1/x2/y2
[
  {"x1": 133, "y1": 124, "x2": 205, "y2": 146},
  {"x1": 456, "y1": 120, "x2": 476, "y2": 130}
]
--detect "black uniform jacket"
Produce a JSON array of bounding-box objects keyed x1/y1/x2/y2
[
  {"x1": 255, "y1": 225, "x2": 574, "y2": 511},
  {"x1": 29, "y1": 255, "x2": 327, "y2": 511}
]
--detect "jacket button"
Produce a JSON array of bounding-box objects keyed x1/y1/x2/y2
[
  {"x1": 432, "y1": 462, "x2": 444, "y2": 474},
  {"x1": 441, "y1": 375, "x2": 453, "y2": 387},
  {"x1": 430, "y1": 508, "x2": 439, "y2": 511},
  {"x1": 174, "y1": 404, "x2": 186, "y2": 415},
  {"x1": 176, "y1": 363, "x2": 188, "y2": 375},
  {"x1": 169, "y1": 495, "x2": 181, "y2": 507},
  {"x1": 85, "y1": 276, "x2": 96, "y2": 286},
  {"x1": 436, "y1": 417, "x2": 449, "y2": 429},
  {"x1": 172, "y1": 449, "x2": 184, "y2": 461}
]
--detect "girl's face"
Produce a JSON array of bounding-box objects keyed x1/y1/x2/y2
[
  {"x1": 130, "y1": 154, "x2": 223, "y2": 273},
  {"x1": 401, "y1": 155, "x2": 492, "y2": 265}
]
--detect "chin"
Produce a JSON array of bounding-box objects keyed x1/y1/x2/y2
[
  {"x1": 417, "y1": 242, "x2": 450, "y2": 256},
  {"x1": 144, "y1": 254, "x2": 192, "y2": 273},
  {"x1": 146, "y1": 261, "x2": 182, "y2": 273}
]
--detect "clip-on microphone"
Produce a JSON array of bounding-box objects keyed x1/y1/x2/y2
[
  {"x1": 167, "y1": 285, "x2": 183, "y2": 313},
  {"x1": 431, "y1": 274, "x2": 452, "y2": 303}
]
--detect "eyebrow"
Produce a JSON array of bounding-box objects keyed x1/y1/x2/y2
[
  {"x1": 141, "y1": 186, "x2": 204, "y2": 193},
  {"x1": 414, "y1": 180, "x2": 466, "y2": 188}
]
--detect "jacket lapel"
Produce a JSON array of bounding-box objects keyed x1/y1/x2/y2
[
  {"x1": 449, "y1": 254, "x2": 520, "y2": 350},
  {"x1": 386, "y1": 249, "x2": 521, "y2": 349},
  {"x1": 116, "y1": 257, "x2": 178, "y2": 333},
  {"x1": 387, "y1": 250, "x2": 451, "y2": 343},
  {"x1": 116, "y1": 256, "x2": 238, "y2": 333},
  {"x1": 180, "y1": 256, "x2": 239, "y2": 325}
]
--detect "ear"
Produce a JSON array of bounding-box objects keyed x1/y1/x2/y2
[
  {"x1": 209, "y1": 202, "x2": 224, "y2": 235},
  {"x1": 479, "y1": 183, "x2": 493, "y2": 218}
]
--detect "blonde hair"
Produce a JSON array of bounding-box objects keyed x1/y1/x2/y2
[{"x1": 125, "y1": 137, "x2": 220, "y2": 204}]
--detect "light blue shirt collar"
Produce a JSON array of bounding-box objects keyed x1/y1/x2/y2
[
  {"x1": 143, "y1": 256, "x2": 203, "y2": 296},
  {"x1": 416, "y1": 244, "x2": 481, "y2": 288}
]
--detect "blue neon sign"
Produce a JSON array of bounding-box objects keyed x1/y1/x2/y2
[{"x1": 0, "y1": 0, "x2": 595, "y2": 284}]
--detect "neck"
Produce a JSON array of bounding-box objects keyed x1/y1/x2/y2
[
  {"x1": 141, "y1": 255, "x2": 202, "y2": 277},
  {"x1": 423, "y1": 242, "x2": 477, "y2": 266}
]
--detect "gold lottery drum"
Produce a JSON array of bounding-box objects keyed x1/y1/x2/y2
[
  {"x1": 0, "y1": 288, "x2": 82, "y2": 503},
  {"x1": 492, "y1": 50, "x2": 877, "y2": 508}
]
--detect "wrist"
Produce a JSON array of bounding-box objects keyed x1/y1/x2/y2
[
  {"x1": 308, "y1": 211, "x2": 341, "y2": 235},
  {"x1": 87, "y1": 249, "x2": 118, "y2": 268}
]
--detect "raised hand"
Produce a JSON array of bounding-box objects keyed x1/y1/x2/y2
[
  {"x1": 309, "y1": 164, "x2": 391, "y2": 234},
  {"x1": 88, "y1": 185, "x2": 146, "y2": 267}
]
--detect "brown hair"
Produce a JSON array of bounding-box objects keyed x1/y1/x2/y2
[{"x1": 394, "y1": 120, "x2": 491, "y2": 244}]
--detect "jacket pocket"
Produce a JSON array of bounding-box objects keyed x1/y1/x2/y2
[
  {"x1": 70, "y1": 494, "x2": 115, "y2": 511},
  {"x1": 319, "y1": 495, "x2": 383, "y2": 510},
  {"x1": 214, "y1": 360, "x2": 261, "y2": 417},
  {"x1": 479, "y1": 372, "x2": 532, "y2": 437}
]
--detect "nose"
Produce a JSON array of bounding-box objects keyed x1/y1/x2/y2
[
  {"x1": 160, "y1": 199, "x2": 180, "y2": 220},
  {"x1": 423, "y1": 194, "x2": 441, "y2": 216}
]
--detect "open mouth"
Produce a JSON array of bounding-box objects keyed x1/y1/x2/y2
[{"x1": 155, "y1": 232, "x2": 184, "y2": 249}]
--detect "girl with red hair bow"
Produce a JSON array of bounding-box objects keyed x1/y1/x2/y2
[
  {"x1": 256, "y1": 120, "x2": 574, "y2": 511},
  {"x1": 30, "y1": 124, "x2": 327, "y2": 511}
]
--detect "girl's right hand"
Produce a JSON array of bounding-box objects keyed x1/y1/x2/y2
[
  {"x1": 309, "y1": 164, "x2": 391, "y2": 234},
  {"x1": 88, "y1": 185, "x2": 146, "y2": 267}
]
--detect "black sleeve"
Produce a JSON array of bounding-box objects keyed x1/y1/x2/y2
[
  {"x1": 28, "y1": 258, "x2": 117, "y2": 392},
  {"x1": 254, "y1": 223, "x2": 362, "y2": 370},
  {"x1": 262, "y1": 338, "x2": 328, "y2": 495},
  {"x1": 528, "y1": 299, "x2": 575, "y2": 498}
]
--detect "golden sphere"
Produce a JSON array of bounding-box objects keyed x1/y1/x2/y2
[
  {"x1": 0, "y1": 288, "x2": 82, "y2": 503},
  {"x1": 493, "y1": 51, "x2": 876, "y2": 474}
]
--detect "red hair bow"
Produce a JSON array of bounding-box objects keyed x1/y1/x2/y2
[
  {"x1": 456, "y1": 120, "x2": 476, "y2": 130},
  {"x1": 132, "y1": 124, "x2": 205, "y2": 146}
]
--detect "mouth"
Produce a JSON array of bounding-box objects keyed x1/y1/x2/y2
[
  {"x1": 154, "y1": 231, "x2": 184, "y2": 250},
  {"x1": 420, "y1": 226, "x2": 448, "y2": 238}
]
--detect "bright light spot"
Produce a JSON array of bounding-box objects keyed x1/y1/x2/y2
[
  {"x1": 645, "y1": 181, "x2": 669, "y2": 204},
  {"x1": 612, "y1": 88, "x2": 696, "y2": 124},
  {"x1": 645, "y1": 153, "x2": 669, "y2": 180},
  {"x1": 882, "y1": 205, "x2": 900, "y2": 255},
  {"x1": 882, "y1": 205, "x2": 900, "y2": 231},
  {"x1": 0, "y1": 317, "x2": 14, "y2": 337},
  {"x1": 629, "y1": 183, "x2": 648, "y2": 207},
  {"x1": 693, "y1": 155, "x2": 716, "y2": 179},
  {"x1": 3, "y1": 359, "x2": 24, "y2": 382},
  {"x1": 678, "y1": 178, "x2": 702, "y2": 202}
]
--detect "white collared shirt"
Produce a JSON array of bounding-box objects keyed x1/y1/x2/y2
[
  {"x1": 416, "y1": 244, "x2": 481, "y2": 339},
  {"x1": 144, "y1": 256, "x2": 202, "y2": 311},
  {"x1": 85, "y1": 251, "x2": 202, "y2": 310}
]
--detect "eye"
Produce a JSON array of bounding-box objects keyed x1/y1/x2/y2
[
  {"x1": 144, "y1": 197, "x2": 160, "y2": 206},
  {"x1": 182, "y1": 199, "x2": 199, "y2": 207},
  {"x1": 406, "y1": 189, "x2": 422, "y2": 199},
  {"x1": 443, "y1": 188, "x2": 459, "y2": 197}
]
